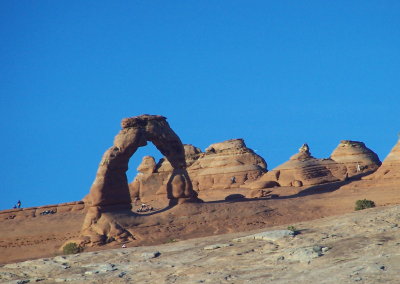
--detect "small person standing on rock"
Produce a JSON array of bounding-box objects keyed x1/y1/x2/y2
[{"x1": 17, "y1": 200, "x2": 21, "y2": 208}]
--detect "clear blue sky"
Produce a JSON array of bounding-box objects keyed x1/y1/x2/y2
[{"x1": 1, "y1": 1, "x2": 399, "y2": 210}]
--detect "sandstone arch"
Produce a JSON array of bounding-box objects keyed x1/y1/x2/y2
[
  {"x1": 84, "y1": 114, "x2": 199, "y2": 207},
  {"x1": 81, "y1": 114, "x2": 200, "y2": 245}
]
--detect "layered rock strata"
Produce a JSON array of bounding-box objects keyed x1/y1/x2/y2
[
  {"x1": 130, "y1": 145, "x2": 203, "y2": 202},
  {"x1": 190, "y1": 139, "x2": 267, "y2": 190},
  {"x1": 248, "y1": 141, "x2": 381, "y2": 189},
  {"x1": 130, "y1": 139, "x2": 267, "y2": 202},
  {"x1": 329, "y1": 140, "x2": 381, "y2": 176},
  {"x1": 82, "y1": 114, "x2": 200, "y2": 245},
  {"x1": 249, "y1": 145, "x2": 338, "y2": 188},
  {"x1": 367, "y1": 137, "x2": 400, "y2": 180}
]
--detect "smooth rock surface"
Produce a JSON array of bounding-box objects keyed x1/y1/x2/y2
[
  {"x1": 2, "y1": 205, "x2": 400, "y2": 284},
  {"x1": 368, "y1": 137, "x2": 400, "y2": 180},
  {"x1": 233, "y1": 229, "x2": 295, "y2": 242}
]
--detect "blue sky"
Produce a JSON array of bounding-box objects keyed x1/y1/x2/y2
[{"x1": 1, "y1": 1, "x2": 399, "y2": 210}]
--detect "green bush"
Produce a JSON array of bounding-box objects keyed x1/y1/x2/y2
[
  {"x1": 287, "y1": 225, "x2": 299, "y2": 235},
  {"x1": 63, "y1": 242, "x2": 82, "y2": 255},
  {"x1": 165, "y1": 238, "x2": 177, "y2": 244},
  {"x1": 355, "y1": 199, "x2": 376, "y2": 211}
]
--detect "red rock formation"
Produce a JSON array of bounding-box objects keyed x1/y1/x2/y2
[
  {"x1": 82, "y1": 115, "x2": 200, "y2": 245},
  {"x1": 84, "y1": 115, "x2": 199, "y2": 207},
  {"x1": 329, "y1": 140, "x2": 381, "y2": 177},
  {"x1": 255, "y1": 146, "x2": 339, "y2": 187},
  {"x1": 367, "y1": 137, "x2": 400, "y2": 180},
  {"x1": 190, "y1": 139, "x2": 267, "y2": 190},
  {"x1": 130, "y1": 139, "x2": 267, "y2": 201},
  {"x1": 248, "y1": 141, "x2": 381, "y2": 189}
]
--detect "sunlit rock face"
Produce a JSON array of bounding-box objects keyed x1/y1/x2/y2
[
  {"x1": 189, "y1": 139, "x2": 267, "y2": 191},
  {"x1": 84, "y1": 114, "x2": 198, "y2": 207},
  {"x1": 367, "y1": 137, "x2": 400, "y2": 180},
  {"x1": 81, "y1": 115, "x2": 200, "y2": 246},
  {"x1": 247, "y1": 141, "x2": 381, "y2": 189},
  {"x1": 261, "y1": 146, "x2": 339, "y2": 187},
  {"x1": 130, "y1": 139, "x2": 267, "y2": 201},
  {"x1": 329, "y1": 140, "x2": 381, "y2": 176}
]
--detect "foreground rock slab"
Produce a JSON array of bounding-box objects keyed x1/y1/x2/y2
[
  {"x1": 232, "y1": 229, "x2": 295, "y2": 242},
  {"x1": 2, "y1": 205, "x2": 399, "y2": 284}
]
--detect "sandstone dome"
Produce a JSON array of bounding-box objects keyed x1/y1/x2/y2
[
  {"x1": 330, "y1": 140, "x2": 381, "y2": 176},
  {"x1": 247, "y1": 140, "x2": 381, "y2": 189},
  {"x1": 367, "y1": 137, "x2": 400, "y2": 180},
  {"x1": 130, "y1": 138, "x2": 267, "y2": 202}
]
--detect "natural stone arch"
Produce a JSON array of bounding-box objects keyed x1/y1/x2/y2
[
  {"x1": 84, "y1": 114, "x2": 199, "y2": 207},
  {"x1": 81, "y1": 114, "x2": 200, "y2": 245}
]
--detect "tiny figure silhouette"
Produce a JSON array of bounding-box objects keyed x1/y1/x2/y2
[
  {"x1": 17, "y1": 200, "x2": 21, "y2": 208},
  {"x1": 230, "y1": 176, "x2": 236, "y2": 183}
]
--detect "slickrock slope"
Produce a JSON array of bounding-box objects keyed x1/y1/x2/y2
[
  {"x1": 130, "y1": 139, "x2": 267, "y2": 202},
  {"x1": 367, "y1": 137, "x2": 400, "y2": 180},
  {"x1": 2, "y1": 204, "x2": 399, "y2": 284},
  {"x1": 2, "y1": 175, "x2": 400, "y2": 266},
  {"x1": 248, "y1": 141, "x2": 381, "y2": 189},
  {"x1": 0, "y1": 202, "x2": 86, "y2": 264}
]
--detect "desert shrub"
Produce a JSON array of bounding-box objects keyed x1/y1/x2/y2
[
  {"x1": 165, "y1": 238, "x2": 177, "y2": 244},
  {"x1": 355, "y1": 199, "x2": 375, "y2": 211},
  {"x1": 287, "y1": 225, "x2": 298, "y2": 234},
  {"x1": 63, "y1": 242, "x2": 82, "y2": 255}
]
